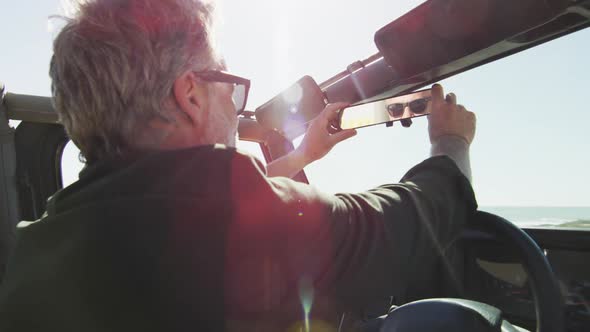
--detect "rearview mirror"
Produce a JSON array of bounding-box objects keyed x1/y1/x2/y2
[{"x1": 332, "y1": 89, "x2": 432, "y2": 132}]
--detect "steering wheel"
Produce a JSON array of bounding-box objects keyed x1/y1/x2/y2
[{"x1": 379, "y1": 211, "x2": 564, "y2": 332}]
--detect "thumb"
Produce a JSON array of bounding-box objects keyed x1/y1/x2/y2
[
  {"x1": 431, "y1": 84, "x2": 444, "y2": 107},
  {"x1": 329, "y1": 128, "x2": 357, "y2": 145},
  {"x1": 323, "y1": 102, "x2": 349, "y2": 121}
]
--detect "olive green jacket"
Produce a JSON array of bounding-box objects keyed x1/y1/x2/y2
[{"x1": 0, "y1": 145, "x2": 476, "y2": 331}]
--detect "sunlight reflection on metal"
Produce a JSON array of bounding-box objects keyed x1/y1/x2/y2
[
  {"x1": 350, "y1": 73, "x2": 367, "y2": 101},
  {"x1": 47, "y1": 18, "x2": 57, "y2": 34}
]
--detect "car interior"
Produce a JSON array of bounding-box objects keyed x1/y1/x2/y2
[{"x1": 1, "y1": 0, "x2": 589, "y2": 331}]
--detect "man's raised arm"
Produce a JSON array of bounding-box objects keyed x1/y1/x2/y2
[{"x1": 265, "y1": 103, "x2": 357, "y2": 178}]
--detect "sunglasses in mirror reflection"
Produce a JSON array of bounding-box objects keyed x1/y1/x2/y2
[
  {"x1": 338, "y1": 89, "x2": 433, "y2": 131},
  {"x1": 385, "y1": 91, "x2": 432, "y2": 120}
]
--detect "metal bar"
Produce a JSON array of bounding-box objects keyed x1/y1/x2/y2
[
  {"x1": 0, "y1": 85, "x2": 21, "y2": 281},
  {"x1": 3, "y1": 93, "x2": 58, "y2": 124},
  {"x1": 322, "y1": 56, "x2": 397, "y2": 105},
  {"x1": 318, "y1": 52, "x2": 384, "y2": 90}
]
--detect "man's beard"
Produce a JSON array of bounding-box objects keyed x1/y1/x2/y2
[{"x1": 201, "y1": 109, "x2": 238, "y2": 147}]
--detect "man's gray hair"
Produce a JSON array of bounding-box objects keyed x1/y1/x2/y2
[{"x1": 50, "y1": 0, "x2": 218, "y2": 163}]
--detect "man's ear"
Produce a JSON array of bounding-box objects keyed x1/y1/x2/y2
[{"x1": 173, "y1": 71, "x2": 209, "y2": 125}]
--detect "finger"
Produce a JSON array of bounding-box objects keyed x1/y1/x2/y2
[
  {"x1": 445, "y1": 93, "x2": 457, "y2": 105},
  {"x1": 431, "y1": 84, "x2": 444, "y2": 106},
  {"x1": 322, "y1": 102, "x2": 349, "y2": 120},
  {"x1": 329, "y1": 128, "x2": 357, "y2": 145},
  {"x1": 457, "y1": 104, "x2": 467, "y2": 112},
  {"x1": 312, "y1": 103, "x2": 343, "y2": 126}
]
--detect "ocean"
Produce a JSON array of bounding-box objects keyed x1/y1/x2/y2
[{"x1": 479, "y1": 206, "x2": 590, "y2": 228}]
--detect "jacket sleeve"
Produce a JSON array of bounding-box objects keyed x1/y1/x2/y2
[
  {"x1": 228, "y1": 152, "x2": 477, "y2": 314},
  {"x1": 328, "y1": 156, "x2": 477, "y2": 307}
]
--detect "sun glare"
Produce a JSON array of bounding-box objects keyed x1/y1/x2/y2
[
  {"x1": 47, "y1": 0, "x2": 78, "y2": 36},
  {"x1": 59, "y1": 0, "x2": 79, "y2": 17},
  {"x1": 269, "y1": 2, "x2": 293, "y2": 89}
]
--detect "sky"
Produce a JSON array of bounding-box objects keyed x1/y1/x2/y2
[{"x1": 1, "y1": 0, "x2": 589, "y2": 207}]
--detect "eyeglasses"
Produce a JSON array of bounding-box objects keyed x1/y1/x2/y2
[
  {"x1": 386, "y1": 97, "x2": 432, "y2": 118},
  {"x1": 194, "y1": 70, "x2": 251, "y2": 115}
]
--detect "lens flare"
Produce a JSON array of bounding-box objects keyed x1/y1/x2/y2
[
  {"x1": 283, "y1": 83, "x2": 304, "y2": 106},
  {"x1": 287, "y1": 319, "x2": 336, "y2": 332},
  {"x1": 298, "y1": 276, "x2": 314, "y2": 332}
]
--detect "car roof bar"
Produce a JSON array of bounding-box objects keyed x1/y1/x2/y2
[
  {"x1": 2, "y1": 93, "x2": 58, "y2": 124},
  {"x1": 318, "y1": 52, "x2": 383, "y2": 91}
]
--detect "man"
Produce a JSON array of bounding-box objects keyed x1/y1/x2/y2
[{"x1": 0, "y1": 0, "x2": 476, "y2": 331}]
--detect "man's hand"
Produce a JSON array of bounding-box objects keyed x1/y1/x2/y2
[
  {"x1": 428, "y1": 84, "x2": 476, "y2": 145},
  {"x1": 295, "y1": 102, "x2": 357, "y2": 164},
  {"x1": 266, "y1": 103, "x2": 357, "y2": 178},
  {"x1": 428, "y1": 84, "x2": 476, "y2": 181}
]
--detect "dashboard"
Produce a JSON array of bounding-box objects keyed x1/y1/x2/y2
[{"x1": 464, "y1": 241, "x2": 590, "y2": 331}]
